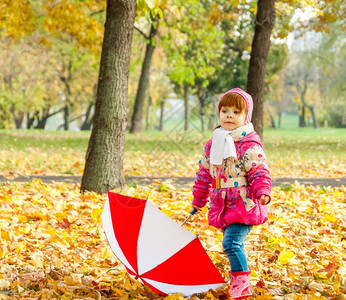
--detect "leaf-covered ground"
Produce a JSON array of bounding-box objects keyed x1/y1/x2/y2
[
  {"x1": 0, "y1": 150, "x2": 345, "y2": 179},
  {"x1": 0, "y1": 180, "x2": 345, "y2": 299}
]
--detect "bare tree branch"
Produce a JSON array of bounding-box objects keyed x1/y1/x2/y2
[{"x1": 134, "y1": 26, "x2": 150, "y2": 40}]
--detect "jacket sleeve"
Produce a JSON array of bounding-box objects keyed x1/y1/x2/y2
[
  {"x1": 243, "y1": 145, "x2": 271, "y2": 200},
  {"x1": 192, "y1": 141, "x2": 212, "y2": 208}
]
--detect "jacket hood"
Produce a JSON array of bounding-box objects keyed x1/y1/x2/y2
[{"x1": 219, "y1": 88, "x2": 253, "y2": 125}]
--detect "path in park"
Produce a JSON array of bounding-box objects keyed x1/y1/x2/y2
[{"x1": 0, "y1": 175, "x2": 344, "y2": 188}]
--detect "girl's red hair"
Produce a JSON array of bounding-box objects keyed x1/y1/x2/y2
[{"x1": 218, "y1": 93, "x2": 247, "y2": 114}]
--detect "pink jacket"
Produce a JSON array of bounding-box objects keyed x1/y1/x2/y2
[{"x1": 192, "y1": 123, "x2": 271, "y2": 229}]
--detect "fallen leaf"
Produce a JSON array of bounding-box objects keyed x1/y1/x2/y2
[
  {"x1": 277, "y1": 249, "x2": 295, "y2": 265},
  {"x1": 57, "y1": 218, "x2": 71, "y2": 229}
]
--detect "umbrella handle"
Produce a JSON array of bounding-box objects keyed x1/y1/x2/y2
[
  {"x1": 191, "y1": 207, "x2": 198, "y2": 215},
  {"x1": 181, "y1": 208, "x2": 198, "y2": 226}
]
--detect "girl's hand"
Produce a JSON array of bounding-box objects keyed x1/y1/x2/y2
[
  {"x1": 192, "y1": 205, "x2": 203, "y2": 212},
  {"x1": 259, "y1": 195, "x2": 270, "y2": 205}
]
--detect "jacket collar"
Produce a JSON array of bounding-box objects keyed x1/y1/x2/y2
[{"x1": 228, "y1": 123, "x2": 254, "y2": 141}]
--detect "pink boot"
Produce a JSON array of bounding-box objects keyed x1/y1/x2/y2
[{"x1": 229, "y1": 271, "x2": 252, "y2": 299}]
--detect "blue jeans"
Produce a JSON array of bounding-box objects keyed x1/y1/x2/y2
[{"x1": 222, "y1": 223, "x2": 253, "y2": 272}]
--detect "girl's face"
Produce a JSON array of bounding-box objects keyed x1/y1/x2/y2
[{"x1": 219, "y1": 106, "x2": 246, "y2": 130}]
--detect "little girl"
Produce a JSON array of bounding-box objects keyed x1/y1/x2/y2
[{"x1": 192, "y1": 88, "x2": 271, "y2": 299}]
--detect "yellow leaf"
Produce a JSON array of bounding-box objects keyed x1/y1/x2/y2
[
  {"x1": 1, "y1": 230, "x2": 12, "y2": 241},
  {"x1": 31, "y1": 257, "x2": 44, "y2": 268},
  {"x1": 0, "y1": 279, "x2": 11, "y2": 289},
  {"x1": 164, "y1": 294, "x2": 185, "y2": 300},
  {"x1": 161, "y1": 208, "x2": 174, "y2": 217},
  {"x1": 255, "y1": 295, "x2": 273, "y2": 300},
  {"x1": 123, "y1": 278, "x2": 132, "y2": 290},
  {"x1": 64, "y1": 274, "x2": 81, "y2": 286},
  {"x1": 323, "y1": 213, "x2": 336, "y2": 222},
  {"x1": 41, "y1": 288, "x2": 55, "y2": 299},
  {"x1": 206, "y1": 292, "x2": 219, "y2": 300},
  {"x1": 251, "y1": 269, "x2": 259, "y2": 278},
  {"x1": 55, "y1": 259, "x2": 63, "y2": 268},
  {"x1": 115, "y1": 288, "x2": 129, "y2": 298},
  {"x1": 266, "y1": 236, "x2": 279, "y2": 245},
  {"x1": 278, "y1": 249, "x2": 295, "y2": 265},
  {"x1": 91, "y1": 208, "x2": 102, "y2": 223}
]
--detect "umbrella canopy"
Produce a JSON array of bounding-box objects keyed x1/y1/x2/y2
[{"x1": 101, "y1": 192, "x2": 225, "y2": 296}]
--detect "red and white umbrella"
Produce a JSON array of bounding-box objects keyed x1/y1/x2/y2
[{"x1": 101, "y1": 192, "x2": 225, "y2": 296}]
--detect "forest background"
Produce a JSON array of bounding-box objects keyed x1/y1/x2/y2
[{"x1": 0, "y1": 0, "x2": 345, "y2": 133}]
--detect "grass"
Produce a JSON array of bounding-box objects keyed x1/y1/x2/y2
[
  {"x1": 0, "y1": 127, "x2": 345, "y2": 178},
  {"x1": 0, "y1": 129, "x2": 90, "y2": 151},
  {"x1": 264, "y1": 127, "x2": 345, "y2": 158},
  {"x1": 1, "y1": 126, "x2": 344, "y2": 156}
]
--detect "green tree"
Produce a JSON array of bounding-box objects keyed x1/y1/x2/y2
[
  {"x1": 0, "y1": 39, "x2": 47, "y2": 128},
  {"x1": 314, "y1": 22, "x2": 345, "y2": 128},
  {"x1": 0, "y1": 0, "x2": 105, "y2": 130},
  {"x1": 163, "y1": 0, "x2": 224, "y2": 131}
]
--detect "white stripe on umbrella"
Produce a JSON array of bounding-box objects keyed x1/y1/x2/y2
[
  {"x1": 144, "y1": 279, "x2": 223, "y2": 296},
  {"x1": 137, "y1": 201, "x2": 196, "y2": 276},
  {"x1": 101, "y1": 197, "x2": 136, "y2": 274}
]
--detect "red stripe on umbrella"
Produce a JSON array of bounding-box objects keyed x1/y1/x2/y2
[
  {"x1": 142, "y1": 237, "x2": 224, "y2": 285},
  {"x1": 108, "y1": 193, "x2": 146, "y2": 273}
]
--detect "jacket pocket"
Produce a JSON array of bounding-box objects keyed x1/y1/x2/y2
[
  {"x1": 239, "y1": 186, "x2": 256, "y2": 211},
  {"x1": 238, "y1": 187, "x2": 268, "y2": 225}
]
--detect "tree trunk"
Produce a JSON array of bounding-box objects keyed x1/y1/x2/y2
[
  {"x1": 81, "y1": 101, "x2": 94, "y2": 130},
  {"x1": 209, "y1": 100, "x2": 218, "y2": 130},
  {"x1": 146, "y1": 92, "x2": 152, "y2": 131},
  {"x1": 299, "y1": 87, "x2": 319, "y2": 129},
  {"x1": 200, "y1": 100, "x2": 205, "y2": 132},
  {"x1": 278, "y1": 111, "x2": 282, "y2": 128},
  {"x1": 246, "y1": 0, "x2": 276, "y2": 139},
  {"x1": 198, "y1": 93, "x2": 206, "y2": 132},
  {"x1": 159, "y1": 100, "x2": 165, "y2": 131},
  {"x1": 269, "y1": 113, "x2": 276, "y2": 128},
  {"x1": 14, "y1": 115, "x2": 24, "y2": 129},
  {"x1": 35, "y1": 106, "x2": 64, "y2": 129},
  {"x1": 197, "y1": 86, "x2": 208, "y2": 132},
  {"x1": 10, "y1": 105, "x2": 24, "y2": 129},
  {"x1": 59, "y1": 61, "x2": 73, "y2": 131},
  {"x1": 308, "y1": 105, "x2": 319, "y2": 128},
  {"x1": 81, "y1": 0, "x2": 137, "y2": 193},
  {"x1": 81, "y1": 84, "x2": 97, "y2": 130},
  {"x1": 35, "y1": 107, "x2": 49, "y2": 129},
  {"x1": 27, "y1": 111, "x2": 38, "y2": 129},
  {"x1": 130, "y1": 23, "x2": 158, "y2": 133},
  {"x1": 35, "y1": 118, "x2": 46, "y2": 129},
  {"x1": 63, "y1": 105, "x2": 69, "y2": 130},
  {"x1": 35, "y1": 107, "x2": 50, "y2": 129},
  {"x1": 184, "y1": 87, "x2": 189, "y2": 131},
  {"x1": 299, "y1": 104, "x2": 306, "y2": 127}
]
